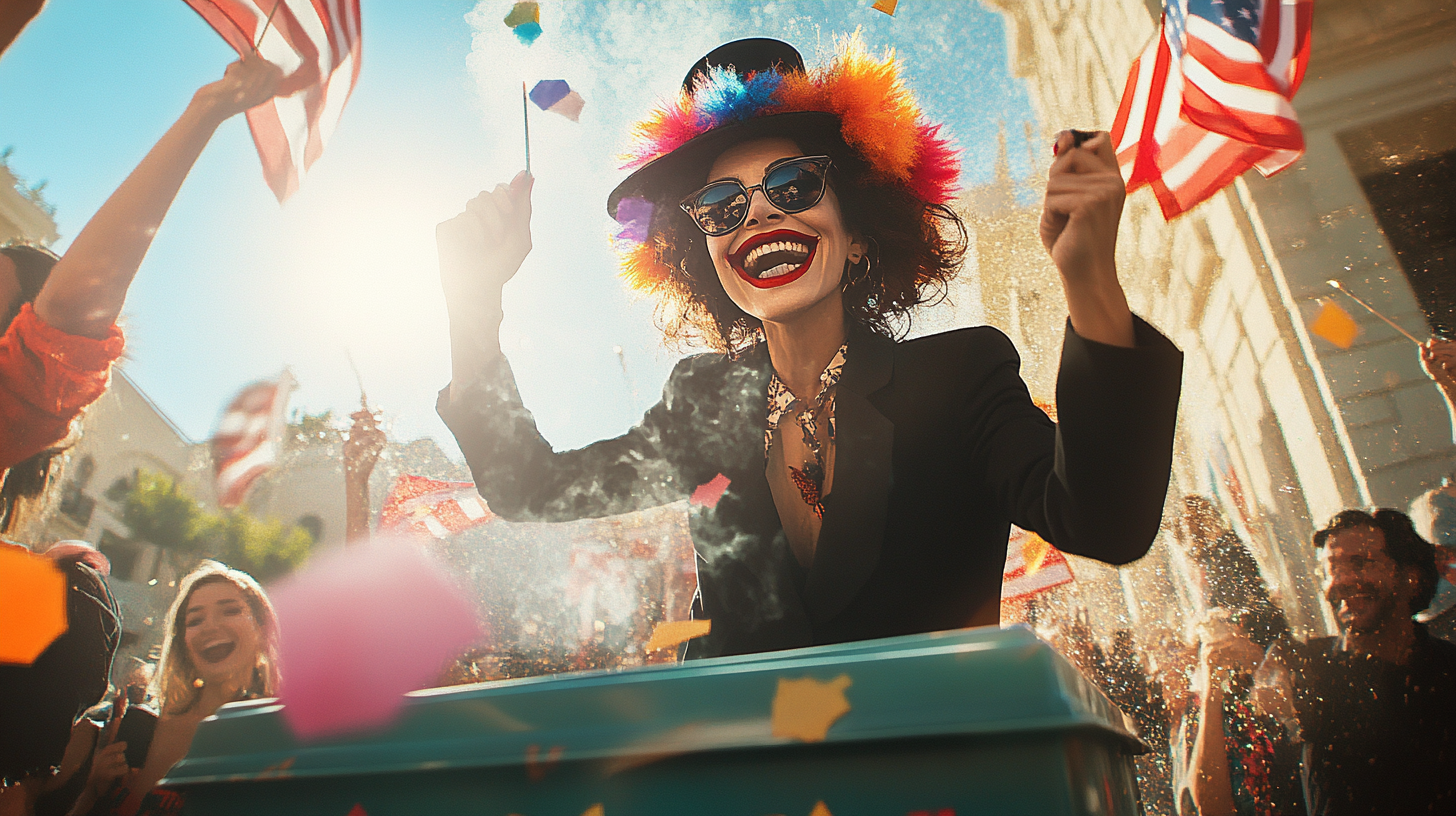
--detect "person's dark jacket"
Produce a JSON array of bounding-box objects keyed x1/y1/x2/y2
[
  {"x1": 439, "y1": 317, "x2": 1183, "y2": 658},
  {"x1": 1280, "y1": 627, "x2": 1456, "y2": 816},
  {"x1": 0, "y1": 552, "x2": 119, "y2": 783}
]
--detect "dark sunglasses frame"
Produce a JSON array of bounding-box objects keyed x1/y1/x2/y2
[{"x1": 678, "y1": 155, "x2": 834, "y2": 237}]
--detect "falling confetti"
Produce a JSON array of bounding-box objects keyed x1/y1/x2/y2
[
  {"x1": 770, "y1": 674, "x2": 852, "y2": 742},
  {"x1": 1310, "y1": 300, "x2": 1359, "y2": 349},
  {"x1": 270, "y1": 539, "x2": 485, "y2": 740},
  {"x1": 872, "y1": 0, "x2": 899, "y2": 14},
  {"x1": 0, "y1": 546, "x2": 67, "y2": 665},
  {"x1": 503, "y1": 1, "x2": 542, "y2": 45},
  {"x1": 689, "y1": 473, "x2": 731, "y2": 508},
  {"x1": 613, "y1": 196, "x2": 655, "y2": 244},
  {"x1": 645, "y1": 619, "x2": 711, "y2": 652},
  {"x1": 529, "y1": 79, "x2": 586, "y2": 122}
]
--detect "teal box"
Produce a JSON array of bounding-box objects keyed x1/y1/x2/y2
[{"x1": 164, "y1": 626, "x2": 1146, "y2": 815}]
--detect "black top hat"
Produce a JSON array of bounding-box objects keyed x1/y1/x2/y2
[{"x1": 606, "y1": 38, "x2": 840, "y2": 220}]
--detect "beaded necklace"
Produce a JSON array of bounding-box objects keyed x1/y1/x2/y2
[{"x1": 764, "y1": 343, "x2": 847, "y2": 519}]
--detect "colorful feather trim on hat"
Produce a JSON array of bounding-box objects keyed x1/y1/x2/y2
[{"x1": 614, "y1": 32, "x2": 960, "y2": 294}]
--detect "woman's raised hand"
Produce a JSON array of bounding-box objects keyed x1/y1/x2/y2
[
  {"x1": 193, "y1": 53, "x2": 286, "y2": 123},
  {"x1": 1040, "y1": 130, "x2": 1135, "y2": 347},
  {"x1": 437, "y1": 171, "x2": 534, "y2": 320}
]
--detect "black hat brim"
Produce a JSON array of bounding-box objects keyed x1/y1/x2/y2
[{"x1": 606, "y1": 110, "x2": 841, "y2": 221}]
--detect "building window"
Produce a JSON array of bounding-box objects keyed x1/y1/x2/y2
[
  {"x1": 1338, "y1": 99, "x2": 1456, "y2": 337},
  {"x1": 57, "y1": 483, "x2": 95, "y2": 527},
  {"x1": 58, "y1": 454, "x2": 97, "y2": 526},
  {"x1": 97, "y1": 529, "x2": 140, "y2": 583}
]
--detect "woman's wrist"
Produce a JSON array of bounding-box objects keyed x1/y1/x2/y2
[{"x1": 1062, "y1": 274, "x2": 1134, "y2": 347}]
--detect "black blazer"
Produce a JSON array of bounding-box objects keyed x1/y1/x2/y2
[{"x1": 439, "y1": 317, "x2": 1183, "y2": 659}]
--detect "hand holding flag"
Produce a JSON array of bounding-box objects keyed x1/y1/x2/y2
[
  {"x1": 1111, "y1": 0, "x2": 1312, "y2": 220},
  {"x1": 192, "y1": 52, "x2": 285, "y2": 124},
  {"x1": 185, "y1": 0, "x2": 363, "y2": 202}
]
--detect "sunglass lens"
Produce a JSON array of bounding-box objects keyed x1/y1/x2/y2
[
  {"x1": 763, "y1": 160, "x2": 827, "y2": 213},
  {"x1": 690, "y1": 182, "x2": 749, "y2": 236}
]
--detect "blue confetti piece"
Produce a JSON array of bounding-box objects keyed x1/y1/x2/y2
[{"x1": 513, "y1": 21, "x2": 542, "y2": 45}]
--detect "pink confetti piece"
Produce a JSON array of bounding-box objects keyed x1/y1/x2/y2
[
  {"x1": 271, "y1": 539, "x2": 486, "y2": 741},
  {"x1": 689, "y1": 473, "x2": 731, "y2": 508}
]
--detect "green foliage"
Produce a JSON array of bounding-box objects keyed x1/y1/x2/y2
[
  {"x1": 288, "y1": 410, "x2": 339, "y2": 448},
  {"x1": 110, "y1": 469, "x2": 316, "y2": 584}
]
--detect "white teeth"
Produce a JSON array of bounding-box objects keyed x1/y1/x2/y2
[
  {"x1": 760, "y1": 262, "x2": 798, "y2": 279},
  {"x1": 743, "y1": 240, "x2": 810, "y2": 268}
]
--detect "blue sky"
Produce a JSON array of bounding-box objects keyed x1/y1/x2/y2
[{"x1": 0, "y1": 0, "x2": 1037, "y2": 453}]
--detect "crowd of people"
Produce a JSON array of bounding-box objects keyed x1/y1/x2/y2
[
  {"x1": 0, "y1": 8, "x2": 1453, "y2": 816},
  {"x1": 1038, "y1": 476, "x2": 1456, "y2": 816}
]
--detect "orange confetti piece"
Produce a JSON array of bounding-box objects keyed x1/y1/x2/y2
[
  {"x1": 810, "y1": 802, "x2": 834, "y2": 816},
  {"x1": 872, "y1": 0, "x2": 898, "y2": 14},
  {"x1": 771, "y1": 674, "x2": 852, "y2": 742},
  {"x1": 1311, "y1": 300, "x2": 1359, "y2": 349},
  {"x1": 645, "y1": 619, "x2": 711, "y2": 652},
  {"x1": 581, "y1": 806, "x2": 604, "y2": 816},
  {"x1": 0, "y1": 547, "x2": 67, "y2": 665}
]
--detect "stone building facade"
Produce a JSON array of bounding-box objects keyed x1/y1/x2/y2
[{"x1": 974, "y1": 0, "x2": 1456, "y2": 639}]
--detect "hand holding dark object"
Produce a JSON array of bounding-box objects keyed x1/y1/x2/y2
[
  {"x1": 79, "y1": 691, "x2": 133, "y2": 807},
  {"x1": 1040, "y1": 129, "x2": 1135, "y2": 348}
]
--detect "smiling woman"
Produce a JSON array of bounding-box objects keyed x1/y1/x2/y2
[
  {"x1": 71, "y1": 561, "x2": 279, "y2": 816},
  {"x1": 437, "y1": 35, "x2": 1184, "y2": 660}
]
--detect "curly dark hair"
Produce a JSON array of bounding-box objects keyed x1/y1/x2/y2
[
  {"x1": 642, "y1": 131, "x2": 968, "y2": 353},
  {"x1": 1314, "y1": 508, "x2": 1439, "y2": 615}
]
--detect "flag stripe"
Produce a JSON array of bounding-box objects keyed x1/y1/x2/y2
[
  {"x1": 1111, "y1": 0, "x2": 1309, "y2": 218},
  {"x1": 184, "y1": 0, "x2": 361, "y2": 202}
]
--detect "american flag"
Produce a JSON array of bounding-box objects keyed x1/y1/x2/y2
[
  {"x1": 1002, "y1": 526, "x2": 1074, "y2": 601},
  {"x1": 1111, "y1": 0, "x2": 1312, "y2": 219},
  {"x1": 378, "y1": 475, "x2": 494, "y2": 540},
  {"x1": 184, "y1": 0, "x2": 362, "y2": 202},
  {"x1": 211, "y1": 371, "x2": 294, "y2": 508}
]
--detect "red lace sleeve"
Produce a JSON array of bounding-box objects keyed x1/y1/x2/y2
[{"x1": 0, "y1": 303, "x2": 124, "y2": 470}]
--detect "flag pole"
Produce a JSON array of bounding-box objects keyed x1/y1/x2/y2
[
  {"x1": 1326, "y1": 280, "x2": 1423, "y2": 346},
  {"x1": 522, "y1": 81, "x2": 531, "y2": 174},
  {"x1": 345, "y1": 348, "x2": 370, "y2": 411},
  {"x1": 253, "y1": 1, "x2": 282, "y2": 53}
]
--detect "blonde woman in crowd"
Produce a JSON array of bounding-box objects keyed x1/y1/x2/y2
[{"x1": 73, "y1": 562, "x2": 278, "y2": 816}]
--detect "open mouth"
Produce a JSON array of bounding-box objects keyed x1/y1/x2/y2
[
  {"x1": 727, "y1": 230, "x2": 819, "y2": 289},
  {"x1": 199, "y1": 641, "x2": 237, "y2": 664}
]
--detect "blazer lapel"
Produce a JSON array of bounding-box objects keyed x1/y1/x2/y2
[{"x1": 803, "y1": 324, "x2": 895, "y2": 624}]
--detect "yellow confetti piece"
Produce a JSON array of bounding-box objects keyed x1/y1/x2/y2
[
  {"x1": 872, "y1": 0, "x2": 898, "y2": 14},
  {"x1": 0, "y1": 547, "x2": 66, "y2": 665},
  {"x1": 1022, "y1": 530, "x2": 1052, "y2": 573},
  {"x1": 1311, "y1": 300, "x2": 1359, "y2": 349},
  {"x1": 645, "y1": 619, "x2": 711, "y2": 652},
  {"x1": 810, "y1": 803, "x2": 834, "y2": 816},
  {"x1": 503, "y1": 1, "x2": 540, "y2": 27},
  {"x1": 771, "y1": 675, "x2": 852, "y2": 742},
  {"x1": 581, "y1": 805, "x2": 604, "y2": 816}
]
